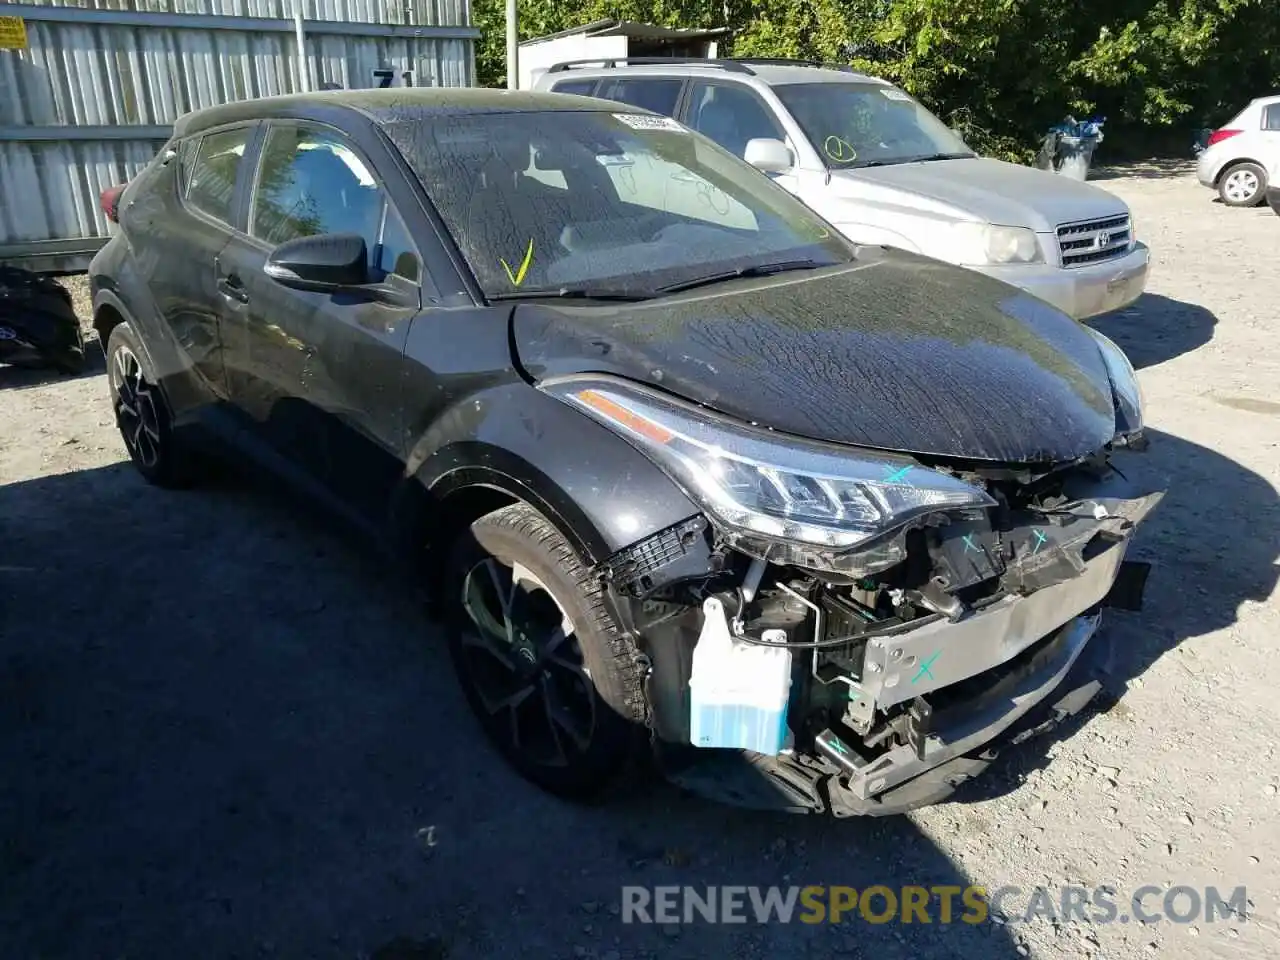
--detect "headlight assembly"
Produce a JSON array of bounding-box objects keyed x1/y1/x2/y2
[
  {"x1": 1086, "y1": 327, "x2": 1145, "y2": 441},
  {"x1": 935, "y1": 222, "x2": 1043, "y2": 266},
  {"x1": 541, "y1": 376, "x2": 996, "y2": 559}
]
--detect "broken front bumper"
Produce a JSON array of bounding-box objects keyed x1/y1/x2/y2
[
  {"x1": 663, "y1": 603, "x2": 1116, "y2": 816},
  {"x1": 654, "y1": 476, "x2": 1161, "y2": 816}
]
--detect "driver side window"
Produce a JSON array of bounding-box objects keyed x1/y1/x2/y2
[
  {"x1": 250, "y1": 124, "x2": 421, "y2": 284},
  {"x1": 251, "y1": 125, "x2": 384, "y2": 255},
  {"x1": 686, "y1": 82, "x2": 785, "y2": 159}
]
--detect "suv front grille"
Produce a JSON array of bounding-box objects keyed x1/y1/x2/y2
[{"x1": 1056, "y1": 215, "x2": 1131, "y2": 268}]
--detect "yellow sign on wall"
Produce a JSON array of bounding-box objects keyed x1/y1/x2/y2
[{"x1": 0, "y1": 16, "x2": 28, "y2": 50}]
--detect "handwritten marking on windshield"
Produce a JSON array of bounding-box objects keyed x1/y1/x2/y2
[
  {"x1": 500, "y1": 238, "x2": 535, "y2": 287},
  {"x1": 823, "y1": 136, "x2": 857, "y2": 163}
]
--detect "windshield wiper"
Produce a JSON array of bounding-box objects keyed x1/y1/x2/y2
[
  {"x1": 844, "y1": 152, "x2": 973, "y2": 169},
  {"x1": 902, "y1": 152, "x2": 974, "y2": 163},
  {"x1": 657, "y1": 258, "x2": 824, "y2": 295},
  {"x1": 489, "y1": 287, "x2": 653, "y2": 302}
]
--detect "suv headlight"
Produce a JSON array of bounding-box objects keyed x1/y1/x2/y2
[
  {"x1": 937, "y1": 222, "x2": 1043, "y2": 266},
  {"x1": 541, "y1": 375, "x2": 996, "y2": 550},
  {"x1": 1087, "y1": 327, "x2": 1144, "y2": 440}
]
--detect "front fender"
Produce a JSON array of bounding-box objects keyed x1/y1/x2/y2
[{"x1": 405, "y1": 383, "x2": 701, "y2": 565}]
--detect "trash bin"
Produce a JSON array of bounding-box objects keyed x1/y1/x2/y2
[
  {"x1": 1037, "y1": 116, "x2": 1105, "y2": 180},
  {"x1": 1055, "y1": 135, "x2": 1098, "y2": 181}
]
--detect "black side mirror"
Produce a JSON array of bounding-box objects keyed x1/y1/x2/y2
[{"x1": 264, "y1": 233, "x2": 369, "y2": 291}]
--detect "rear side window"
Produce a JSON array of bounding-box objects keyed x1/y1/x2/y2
[
  {"x1": 597, "y1": 78, "x2": 683, "y2": 117},
  {"x1": 549, "y1": 78, "x2": 598, "y2": 97},
  {"x1": 1264, "y1": 103, "x2": 1280, "y2": 131},
  {"x1": 186, "y1": 127, "x2": 252, "y2": 225}
]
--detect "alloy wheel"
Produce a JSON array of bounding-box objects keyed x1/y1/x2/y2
[
  {"x1": 1223, "y1": 168, "x2": 1260, "y2": 203},
  {"x1": 111, "y1": 344, "x2": 163, "y2": 470},
  {"x1": 458, "y1": 556, "x2": 596, "y2": 768}
]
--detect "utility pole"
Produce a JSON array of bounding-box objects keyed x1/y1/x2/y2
[{"x1": 506, "y1": 0, "x2": 519, "y2": 89}]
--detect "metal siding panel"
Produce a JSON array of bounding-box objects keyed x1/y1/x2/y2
[
  {"x1": 9, "y1": 0, "x2": 452, "y2": 26},
  {"x1": 0, "y1": 138, "x2": 164, "y2": 243},
  {"x1": 0, "y1": 1, "x2": 473, "y2": 251}
]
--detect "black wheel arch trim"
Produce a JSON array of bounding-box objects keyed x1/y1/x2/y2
[{"x1": 92, "y1": 287, "x2": 158, "y2": 375}]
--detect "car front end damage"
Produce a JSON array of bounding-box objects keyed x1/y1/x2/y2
[{"x1": 553, "y1": 376, "x2": 1164, "y2": 815}]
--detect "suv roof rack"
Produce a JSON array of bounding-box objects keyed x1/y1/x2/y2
[
  {"x1": 726, "y1": 57, "x2": 860, "y2": 73},
  {"x1": 546, "y1": 57, "x2": 755, "y2": 75}
]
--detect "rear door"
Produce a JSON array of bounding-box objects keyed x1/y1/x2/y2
[
  {"x1": 216, "y1": 120, "x2": 427, "y2": 521},
  {"x1": 125, "y1": 122, "x2": 258, "y2": 414},
  {"x1": 1260, "y1": 100, "x2": 1280, "y2": 176}
]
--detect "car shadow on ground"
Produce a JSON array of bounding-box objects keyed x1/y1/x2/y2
[
  {"x1": 1090, "y1": 293, "x2": 1217, "y2": 370},
  {"x1": 0, "y1": 462, "x2": 1023, "y2": 960},
  {"x1": 944, "y1": 423, "x2": 1279, "y2": 806},
  {"x1": 1089, "y1": 159, "x2": 1194, "y2": 181}
]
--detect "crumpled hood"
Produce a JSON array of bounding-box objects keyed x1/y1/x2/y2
[
  {"x1": 512, "y1": 248, "x2": 1120, "y2": 464},
  {"x1": 832, "y1": 157, "x2": 1129, "y2": 232}
]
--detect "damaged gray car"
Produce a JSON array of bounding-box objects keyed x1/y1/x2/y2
[{"x1": 90, "y1": 90, "x2": 1162, "y2": 815}]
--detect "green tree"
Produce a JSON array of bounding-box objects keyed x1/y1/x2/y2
[{"x1": 471, "y1": 0, "x2": 1280, "y2": 161}]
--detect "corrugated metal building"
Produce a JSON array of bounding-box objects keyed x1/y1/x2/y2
[{"x1": 0, "y1": 0, "x2": 478, "y2": 271}]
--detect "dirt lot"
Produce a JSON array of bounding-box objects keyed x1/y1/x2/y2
[{"x1": 2, "y1": 164, "x2": 1278, "y2": 960}]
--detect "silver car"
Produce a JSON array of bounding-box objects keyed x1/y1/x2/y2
[
  {"x1": 534, "y1": 58, "x2": 1150, "y2": 320},
  {"x1": 1195, "y1": 94, "x2": 1280, "y2": 207}
]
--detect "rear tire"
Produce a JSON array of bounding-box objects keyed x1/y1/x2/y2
[
  {"x1": 105, "y1": 322, "x2": 201, "y2": 489},
  {"x1": 445, "y1": 502, "x2": 648, "y2": 799},
  {"x1": 1217, "y1": 161, "x2": 1267, "y2": 207}
]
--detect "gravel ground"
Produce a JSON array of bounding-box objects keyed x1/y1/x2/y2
[{"x1": 1, "y1": 164, "x2": 1277, "y2": 960}]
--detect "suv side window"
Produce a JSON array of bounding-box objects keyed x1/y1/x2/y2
[
  {"x1": 1263, "y1": 103, "x2": 1280, "y2": 131},
  {"x1": 186, "y1": 126, "x2": 253, "y2": 224},
  {"x1": 251, "y1": 125, "x2": 384, "y2": 246},
  {"x1": 685, "y1": 81, "x2": 785, "y2": 158},
  {"x1": 597, "y1": 78, "x2": 683, "y2": 117},
  {"x1": 548, "y1": 78, "x2": 598, "y2": 97},
  {"x1": 250, "y1": 124, "x2": 421, "y2": 284},
  {"x1": 375, "y1": 204, "x2": 421, "y2": 283}
]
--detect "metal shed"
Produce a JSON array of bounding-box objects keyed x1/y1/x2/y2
[
  {"x1": 0, "y1": 0, "x2": 479, "y2": 273},
  {"x1": 517, "y1": 19, "x2": 729, "y2": 91}
]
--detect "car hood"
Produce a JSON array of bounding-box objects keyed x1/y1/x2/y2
[
  {"x1": 510, "y1": 248, "x2": 1120, "y2": 464},
  {"x1": 834, "y1": 157, "x2": 1129, "y2": 232}
]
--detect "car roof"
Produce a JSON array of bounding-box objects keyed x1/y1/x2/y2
[
  {"x1": 172, "y1": 88, "x2": 628, "y2": 137},
  {"x1": 542, "y1": 61, "x2": 887, "y2": 88}
]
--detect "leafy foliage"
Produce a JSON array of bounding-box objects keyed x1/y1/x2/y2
[{"x1": 472, "y1": 0, "x2": 1280, "y2": 161}]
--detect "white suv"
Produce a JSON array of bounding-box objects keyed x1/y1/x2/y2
[
  {"x1": 534, "y1": 58, "x2": 1150, "y2": 321},
  {"x1": 1195, "y1": 94, "x2": 1280, "y2": 207}
]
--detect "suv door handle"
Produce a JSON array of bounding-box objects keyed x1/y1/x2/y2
[{"x1": 217, "y1": 275, "x2": 249, "y2": 305}]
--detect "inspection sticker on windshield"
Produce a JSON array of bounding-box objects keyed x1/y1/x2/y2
[
  {"x1": 879, "y1": 88, "x2": 912, "y2": 101},
  {"x1": 614, "y1": 113, "x2": 685, "y2": 132}
]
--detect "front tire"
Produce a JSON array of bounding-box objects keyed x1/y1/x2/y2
[
  {"x1": 1218, "y1": 161, "x2": 1267, "y2": 207},
  {"x1": 445, "y1": 503, "x2": 648, "y2": 799},
  {"x1": 105, "y1": 322, "x2": 200, "y2": 488}
]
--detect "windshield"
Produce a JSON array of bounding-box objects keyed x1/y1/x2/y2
[
  {"x1": 379, "y1": 110, "x2": 852, "y2": 298},
  {"x1": 774, "y1": 82, "x2": 975, "y2": 170}
]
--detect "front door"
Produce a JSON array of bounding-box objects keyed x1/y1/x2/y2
[{"x1": 217, "y1": 121, "x2": 425, "y2": 521}]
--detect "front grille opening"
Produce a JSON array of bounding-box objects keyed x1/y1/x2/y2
[{"x1": 1057, "y1": 215, "x2": 1131, "y2": 268}]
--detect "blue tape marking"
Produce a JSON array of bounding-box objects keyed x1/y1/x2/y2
[
  {"x1": 1031, "y1": 529, "x2": 1048, "y2": 554},
  {"x1": 883, "y1": 465, "x2": 913, "y2": 483},
  {"x1": 962, "y1": 533, "x2": 979, "y2": 553},
  {"x1": 912, "y1": 650, "x2": 940, "y2": 684}
]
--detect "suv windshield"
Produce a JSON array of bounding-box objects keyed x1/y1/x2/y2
[
  {"x1": 774, "y1": 82, "x2": 975, "y2": 170},
  {"x1": 379, "y1": 110, "x2": 852, "y2": 298}
]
